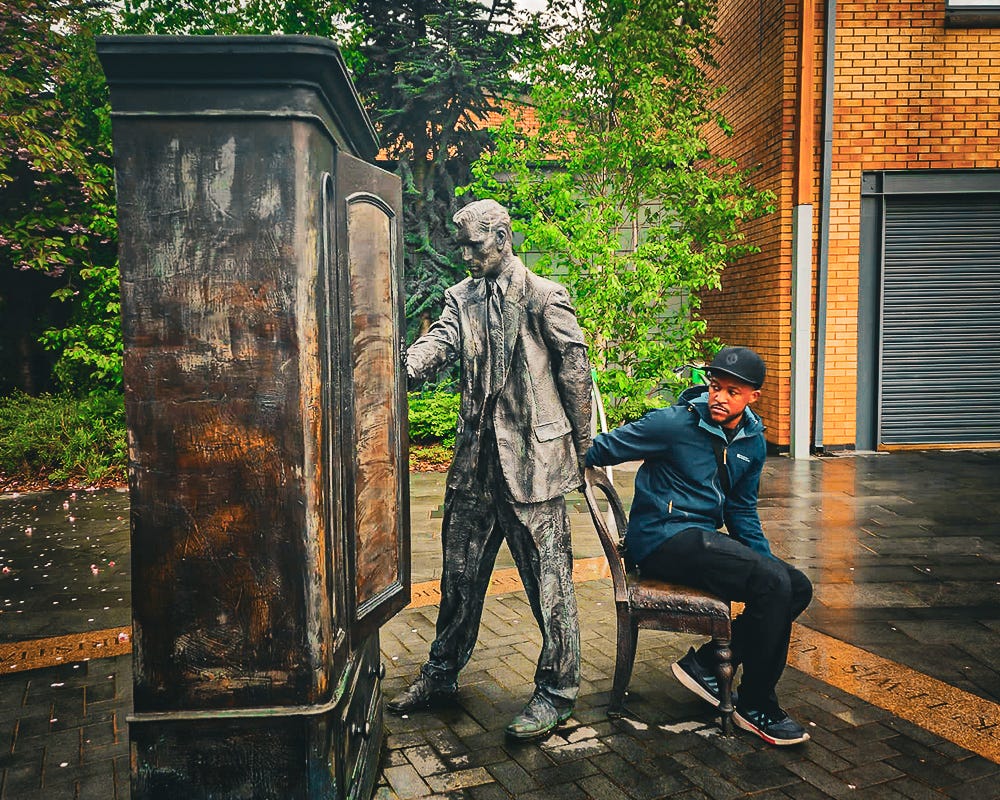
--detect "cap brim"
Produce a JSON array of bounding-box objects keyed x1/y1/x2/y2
[{"x1": 707, "y1": 367, "x2": 762, "y2": 388}]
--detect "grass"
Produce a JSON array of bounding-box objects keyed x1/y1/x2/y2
[{"x1": 0, "y1": 391, "x2": 127, "y2": 489}]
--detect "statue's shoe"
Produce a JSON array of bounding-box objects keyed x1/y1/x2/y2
[
  {"x1": 386, "y1": 675, "x2": 457, "y2": 714},
  {"x1": 505, "y1": 693, "x2": 572, "y2": 741}
]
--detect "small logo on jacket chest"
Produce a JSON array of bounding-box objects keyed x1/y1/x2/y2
[{"x1": 735, "y1": 453, "x2": 751, "y2": 463}]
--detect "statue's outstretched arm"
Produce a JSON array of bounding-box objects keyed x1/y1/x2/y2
[{"x1": 406, "y1": 289, "x2": 461, "y2": 382}]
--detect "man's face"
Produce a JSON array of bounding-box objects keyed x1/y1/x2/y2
[
  {"x1": 707, "y1": 374, "x2": 760, "y2": 429},
  {"x1": 456, "y1": 220, "x2": 506, "y2": 279}
]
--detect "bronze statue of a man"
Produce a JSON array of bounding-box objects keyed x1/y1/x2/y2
[{"x1": 388, "y1": 199, "x2": 592, "y2": 739}]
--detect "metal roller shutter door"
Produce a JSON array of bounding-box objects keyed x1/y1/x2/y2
[{"x1": 880, "y1": 194, "x2": 1000, "y2": 445}]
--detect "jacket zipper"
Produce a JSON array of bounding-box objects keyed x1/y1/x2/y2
[{"x1": 715, "y1": 442, "x2": 727, "y2": 506}]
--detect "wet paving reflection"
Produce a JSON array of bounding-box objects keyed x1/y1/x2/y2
[
  {"x1": 760, "y1": 451, "x2": 1000, "y2": 706},
  {"x1": 0, "y1": 488, "x2": 131, "y2": 643},
  {"x1": 2, "y1": 450, "x2": 998, "y2": 710}
]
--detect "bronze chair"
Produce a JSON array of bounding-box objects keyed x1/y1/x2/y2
[{"x1": 582, "y1": 466, "x2": 735, "y2": 735}]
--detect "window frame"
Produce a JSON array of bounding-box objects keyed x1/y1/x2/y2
[{"x1": 945, "y1": 0, "x2": 1000, "y2": 27}]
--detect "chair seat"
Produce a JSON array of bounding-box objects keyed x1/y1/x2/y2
[{"x1": 627, "y1": 576, "x2": 731, "y2": 619}]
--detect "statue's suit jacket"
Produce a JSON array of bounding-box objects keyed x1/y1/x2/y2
[{"x1": 407, "y1": 258, "x2": 592, "y2": 504}]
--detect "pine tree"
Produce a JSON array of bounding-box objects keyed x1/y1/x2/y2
[{"x1": 348, "y1": 0, "x2": 534, "y2": 338}]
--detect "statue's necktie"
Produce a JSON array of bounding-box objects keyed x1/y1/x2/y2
[{"x1": 485, "y1": 279, "x2": 505, "y2": 396}]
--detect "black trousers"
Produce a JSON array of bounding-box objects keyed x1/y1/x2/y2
[{"x1": 639, "y1": 527, "x2": 812, "y2": 711}]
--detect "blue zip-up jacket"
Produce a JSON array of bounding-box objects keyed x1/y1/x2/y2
[{"x1": 585, "y1": 385, "x2": 772, "y2": 564}]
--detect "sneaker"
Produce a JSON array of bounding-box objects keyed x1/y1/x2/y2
[
  {"x1": 386, "y1": 674, "x2": 457, "y2": 715},
  {"x1": 671, "y1": 647, "x2": 728, "y2": 708},
  {"x1": 505, "y1": 693, "x2": 571, "y2": 741},
  {"x1": 734, "y1": 704, "x2": 810, "y2": 746}
]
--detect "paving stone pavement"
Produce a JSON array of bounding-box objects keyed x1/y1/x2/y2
[
  {"x1": 2, "y1": 450, "x2": 1000, "y2": 798},
  {"x1": 0, "y1": 656, "x2": 130, "y2": 799},
  {"x1": 375, "y1": 579, "x2": 999, "y2": 800}
]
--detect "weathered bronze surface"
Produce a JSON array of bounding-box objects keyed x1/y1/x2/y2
[
  {"x1": 393, "y1": 199, "x2": 591, "y2": 726},
  {"x1": 98, "y1": 35, "x2": 408, "y2": 799}
]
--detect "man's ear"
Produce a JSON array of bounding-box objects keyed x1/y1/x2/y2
[
  {"x1": 749, "y1": 389, "x2": 761, "y2": 405},
  {"x1": 494, "y1": 227, "x2": 507, "y2": 250}
]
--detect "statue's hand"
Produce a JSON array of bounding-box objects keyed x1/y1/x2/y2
[{"x1": 583, "y1": 465, "x2": 608, "y2": 489}]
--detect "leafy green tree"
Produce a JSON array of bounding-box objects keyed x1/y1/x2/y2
[
  {"x1": 0, "y1": 0, "x2": 118, "y2": 394},
  {"x1": 38, "y1": 262, "x2": 122, "y2": 390},
  {"x1": 348, "y1": 0, "x2": 535, "y2": 338},
  {"x1": 464, "y1": 0, "x2": 774, "y2": 418}
]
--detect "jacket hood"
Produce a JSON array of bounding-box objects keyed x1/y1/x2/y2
[{"x1": 677, "y1": 384, "x2": 765, "y2": 438}]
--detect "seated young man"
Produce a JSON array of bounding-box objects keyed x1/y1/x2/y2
[{"x1": 585, "y1": 346, "x2": 813, "y2": 746}]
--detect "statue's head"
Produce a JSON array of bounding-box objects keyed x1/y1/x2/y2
[{"x1": 453, "y1": 199, "x2": 513, "y2": 280}]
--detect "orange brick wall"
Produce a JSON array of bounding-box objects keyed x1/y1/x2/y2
[
  {"x1": 708, "y1": 0, "x2": 1000, "y2": 448},
  {"x1": 704, "y1": 0, "x2": 803, "y2": 446},
  {"x1": 822, "y1": 0, "x2": 1000, "y2": 446}
]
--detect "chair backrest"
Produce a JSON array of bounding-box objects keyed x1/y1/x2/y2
[{"x1": 582, "y1": 467, "x2": 631, "y2": 604}]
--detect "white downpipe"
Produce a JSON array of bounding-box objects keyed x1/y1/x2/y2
[
  {"x1": 590, "y1": 373, "x2": 613, "y2": 483},
  {"x1": 791, "y1": 204, "x2": 813, "y2": 460}
]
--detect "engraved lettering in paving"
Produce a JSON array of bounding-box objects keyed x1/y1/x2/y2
[
  {"x1": 788, "y1": 623, "x2": 1000, "y2": 763},
  {"x1": 1, "y1": 628, "x2": 132, "y2": 674}
]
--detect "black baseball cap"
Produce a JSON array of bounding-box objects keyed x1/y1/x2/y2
[{"x1": 707, "y1": 346, "x2": 765, "y2": 389}]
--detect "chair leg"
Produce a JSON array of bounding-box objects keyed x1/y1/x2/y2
[
  {"x1": 609, "y1": 609, "x2": 637, "y2": 718},
  {"x1": 713, "y1": 637, "x2": 734, "y2": 736}
]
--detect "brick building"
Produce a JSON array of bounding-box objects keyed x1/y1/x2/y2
[{"x1": 705, "y1": 0, "x2": 1000, "y2": 453}]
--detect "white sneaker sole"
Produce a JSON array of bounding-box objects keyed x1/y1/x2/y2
[
  {"x1": 671, "y1": 660, "x2": 720, "y2": 708},
  {"x1": 733, "y1": 709, "x2": 810, "y2": 746}
]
